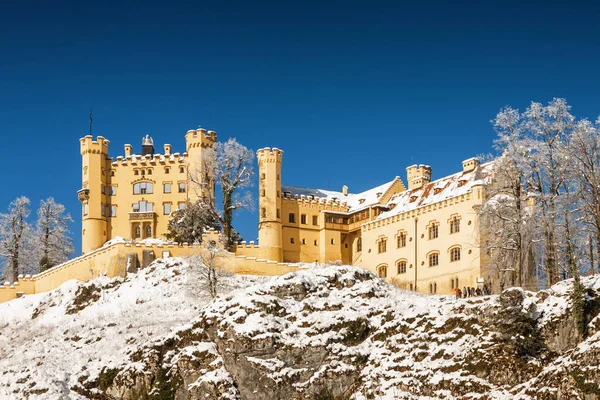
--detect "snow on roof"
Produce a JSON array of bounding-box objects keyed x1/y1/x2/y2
[
  {"x1": 377, "y1": 162, "x2": 493, "y2": 220},
  {"x1": 281, "y1": 177, "x2": 401, "y2": 212}
]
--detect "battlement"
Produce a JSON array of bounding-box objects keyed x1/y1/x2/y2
[
  {"x1": 256, "y1": 147, "x2": 284, "y2": 162},
  {"x1": 111, "y1": 152, "x2": 187, "y2": 167},
  {"x1": 186, "y1": 127, "x2": 217, "y2": 150},
  {"x1": 80, "y1": 135, "x2": 109, "y2": 156},
  {"x1": 281, "y1": 192, "x2": 350, "y2": 212}
]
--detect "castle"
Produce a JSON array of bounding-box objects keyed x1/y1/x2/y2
[{"x1": 0, "y1": 128, "x2": 502, "y2": 304}]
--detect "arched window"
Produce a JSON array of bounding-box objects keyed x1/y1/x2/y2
[
  {"x1": 133, "y1": 182, "x2": 153, "y2": 194},
  {"x1": 357, "y1": 237, "x2": 362, "y2": 252},
  {"x1": 428, "y1": 223, "x2": 439, "y2": 240},
  {"x1": 428, "y1": 252, "x2": 439, "y2": 267},
  {"x1": 145, "y1": 225, "x2": 152, "y2": 238},
  {"x1": 377, "y1": 237, "x2": 387, "y2": 253},
  {"x1": 377, "y1": 264, "x2": 387, "y2": 278},
  {"x1": 397, "y1": 260, "x2": 407, "y2": 274},
  {"x1": 397, "y1": 232, "x2": 406, "y2": 248},
  {"x1": 450, "y1": 247, "x2": 461, "y2": 262},
  {"x1": 135, "y1": 226, "x2": 141, "y2": 238}
]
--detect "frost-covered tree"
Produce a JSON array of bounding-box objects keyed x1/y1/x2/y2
[
  {"x1": 166, "y1": 201, "x2": 220, "y2": 244},
  {"x1": 192, "y1": 138, "x2": 254, "y2": 249},
  {"x1": 492, "y1": 99, "x2": 575, "y2": 286},
  {"x1": 0, "y1": 197, "x2": 34, "y2": 283},
  {"x1": 35, "y1": 197, "x2": 74, "y2": 272},
  {"x1": 565, "y1": 118, "x2": 600, "y2": 274},
  {"x1": 480, "y1": 157, "x2": 536, "y2": 292}
]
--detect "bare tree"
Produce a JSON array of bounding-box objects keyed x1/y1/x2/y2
[
  {"x1": 191, "y1": 138, "x2": 254, "y2": 249},
  {"x1": 187, "y1": 244, "x2": 229, "y2": 299},
  {"x1": 35, "y1": 197, "x2": 74, "y2": 272},
  {"x1": 0, "y1": 197, "x2": 33, "y2": 283}
]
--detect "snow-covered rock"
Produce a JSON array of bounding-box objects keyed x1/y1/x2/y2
[{"x1": 1, "y1": 261, "x2": 600, "y2": 399}]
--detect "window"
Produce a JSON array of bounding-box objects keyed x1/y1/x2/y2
[
  {"x1": 164, "y1": 183, "x2": 171, "y2": 193},
  {"x1": 111, "y1": 171, "x2": 115, "y2": 177},
  {"x1": 83, "y1": 204, "x2": 88, "y2": 216},
  {"x1": 133, "y1": 201, "x2": 153, "y2": 212},
  {"x1": 430, "y1": 282, "x2": 437, "y2": 294},
  {"x1": 141, "y1": 169, "x2": 145, "y2": 175},
  {"x1": 331, "y1": 239, "x2": 335, "y2": 245},
  {"x1": 145, "y1": 225, "x2": 152, "y2": 238},
  {"x1": 314, "y1": 240, "x2": 318, "y2": 246},
  {"x1": 450, "y1": 217, "x2": 460, "y2": 234},
  {"x1": 302, "y1": 238, "x2": 306, "y2": 245},
  {"x1": 450, "y1": 247, "x2": 461, "y2": 262},
  {"x1": 178, "y1": 182, "x2": 186, "y2": 193},
  {"x1": 357, "y1": 237, "x2": 362, "y2": 252},
  {"x1": 312, "y1": 215, "x2": 318, "y2": 225},
  {"x1": 133, "y1": 182, "x2": 153, "y2": 194},
  {"x1": 178, "y1": 202, "x2": 185, "y2": 210},
  {"x1": 261, "y1": 208, "x2": 266, "y2": 218},
  {"x1": 377, "y1": 265, "x2": 387, "y2": 278},
  {"x1": 397, "y1": 232, "x2": 406, "y2": 248},
  {"x1": 109, "y1": 186, "x2": 117, "y2": 196},
  {"x1": 165, "y1": 167, "x2": 170, "y2": 174},
  {"x1": 276, "y1": 209, "x2": 280, "y2": 218},
  {"x1": 261, "y1": 189, "x2": 266, "y2": 197},
  {"x1": 148, "y1": 169, "x2": 153, "y2": 175},
  {"x1": 180, "y1": 166, "x2": 185, "y2": 174},
  {"x1": 101, "y1": 204, "x2": 106, "y2": 216},
  {"x1": 290, "y1": 238, "x2": 295, "y2": 244},
  {"x1": 377, "y1": 238, "x2": 387, "y2": 253},
  {"x1": 429, "y1": 253, "x2": 439, "y2": 267},
  {"x1": 101, "y1": 185, "x2": 106, "y2": 195},
  {"x1": 301, "y1": 214, "x2": 307, "y2": 224},
  {"x1": 428, "y1": 224, "x2": 439, "y2": 240},
  {"x1": 163, "y1": 203, "x2": 171, "y2": 215},
  {"x1": 110, "y1": 205, "x2": 117, "y2": 217},
  {"x1": 135, "y1": 226, "x2": 141, "y2": 238},
  {"x1": 289, "y1": 213, "x2": 295, "y2": 223},
  {"x1": 397, "y1": 260, "x2": 407, "y2": 274}
]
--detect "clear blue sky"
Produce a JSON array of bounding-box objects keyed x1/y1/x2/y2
[{"x1": 2, "y1": 0, "x2": 600, "y2": 253}]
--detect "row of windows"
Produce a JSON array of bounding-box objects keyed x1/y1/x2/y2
[
  {"x1": 377, "y1": 217, "x2": 462, "y2": 254},
  {"x1": 97, "y1": 182, "x2": 187, "y2": 196},
  {"x1": 132, "y1": 166, "x2": 186, "y2": 176},
  {"x1": 429, "y1": 217, "x2": 461, "y2": 239},
  {"x1": 376, "y1": 250, "x2": 462, "y2": 278},
  {"x1": 85, "y1": 201, "x2": 187, "y2": 217},
  {"x1": 288, "y1": 213, "x2": 319, "y2": 225}
]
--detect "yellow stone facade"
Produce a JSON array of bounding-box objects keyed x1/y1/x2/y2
[{"x1": 79, "y1": 129, "x2": 216, "y2": 254}]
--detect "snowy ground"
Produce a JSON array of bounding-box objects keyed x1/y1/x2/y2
[{"x1": 0, "y1": 257, "x2": 265, "y2": 399}]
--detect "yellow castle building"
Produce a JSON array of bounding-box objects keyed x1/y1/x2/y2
[
  {"x1": 78, "y1": 128, "x2": 216, "y2": 254},
  {"x1": 240, "y1": 148, "x2": 496, "y2": 294}
]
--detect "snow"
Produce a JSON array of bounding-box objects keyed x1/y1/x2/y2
[
  {"x1": 0, "y1": 257, "x2": 265, "y2": 399},
  {"x1": 282, "y1": 177, "x2": 400, "y2": 212}
]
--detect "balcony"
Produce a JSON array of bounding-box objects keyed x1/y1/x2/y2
[
  {"x1": 129, "y1": 211, "x2": 157, "y2": 221},
  {"x1": 77, "y1": 189, "x2": 90, "y2": 202}
]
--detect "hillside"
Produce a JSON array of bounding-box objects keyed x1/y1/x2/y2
[{"x1": 1, "y1": 259, "x2": 600, "y2": 399}]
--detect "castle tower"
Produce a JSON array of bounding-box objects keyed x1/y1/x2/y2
[
  {"x1": 406, "y1": 164, "x2": 432, "y2": 190},
  {"x1": 185, "y1": 128, "x2": 217, "y2": 205},
  {"x1": 79, "y1": 135, "x2": 109, "y2": 254},
  {"x1": 257, "y1": 147, "x2": 283, "y2": 262}
]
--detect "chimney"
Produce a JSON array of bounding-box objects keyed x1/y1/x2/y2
[
  {"x1": 124, "y1": 144, "x2": 132, "y2": 157},
  {"x1": 342, "y1": 185, "x2": 348, "y2": 196},
  {"x1": 406, "y1": 164, "x2": 432, "y2": 190},
  {"x1": 462, "y1": 157, "x2": 480, "y2": 172},
  {"x1": 164, "y1": 144, "x2": 172, "y2": 156},
  {"x1": 142, "y1": 135, "x2": 155, "y2": 156}
]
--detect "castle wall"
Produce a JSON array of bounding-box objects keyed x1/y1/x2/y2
[{"x1": 361, "y1": 186, "x2": 486, "y2": 295}]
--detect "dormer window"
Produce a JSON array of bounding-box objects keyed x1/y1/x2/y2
[
  {"x1": 458, "y1": 180, "x2": 466, "y2": 187},
  {"x1": 410, "y1": 196, "x2": 418, "y2": 203},
  {"x1": 376, "y1": 192, "x2": 382, "y2": 198},
  {"x1": 359, "y1": 199, "x2": 365, "y2": 204},
  {"x1": 434, "y1": 188, "x2": 442, "y2": 195}
]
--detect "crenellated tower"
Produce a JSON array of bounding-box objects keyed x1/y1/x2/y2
[
  {"x1": 185, "y1": 128, "x2": 217, "y2": 205},
  {"x1": 257, "y1": 147, "x2": 283, "y2": 262},
  {"x1": 79, "y1": 135, "x2": 109, "y2": 254}
]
